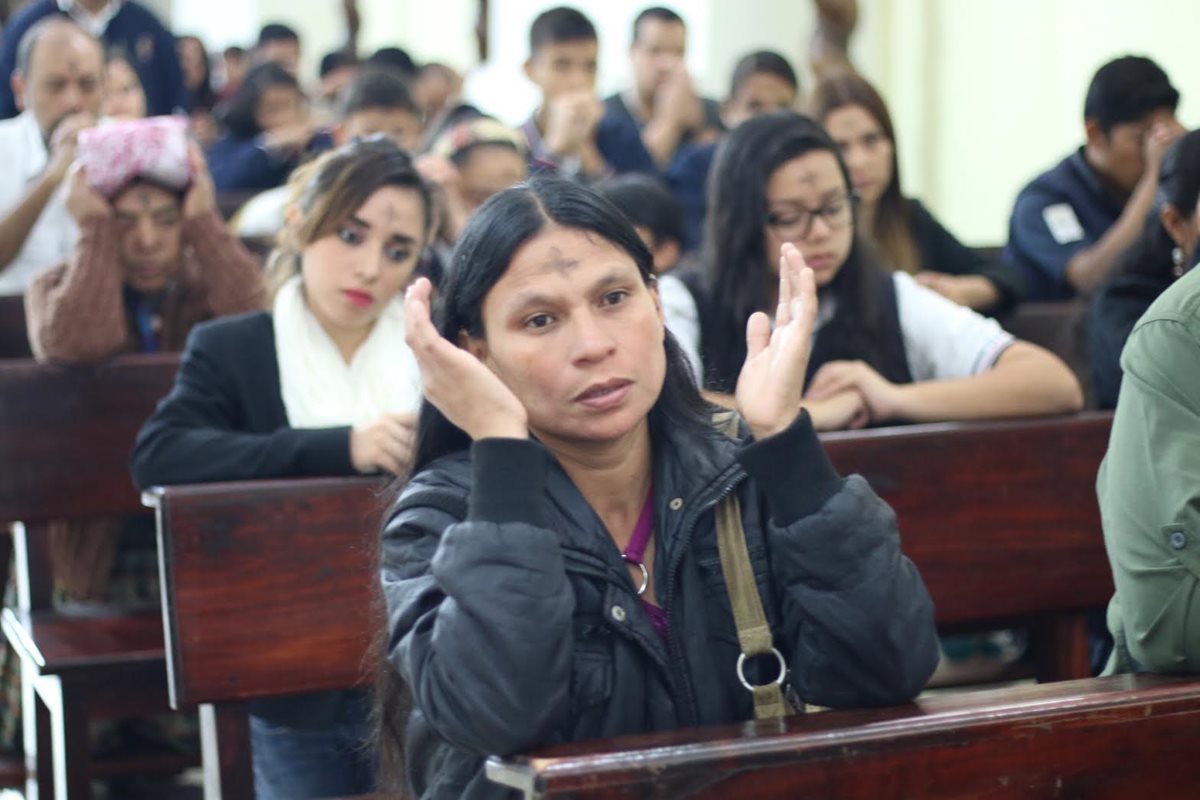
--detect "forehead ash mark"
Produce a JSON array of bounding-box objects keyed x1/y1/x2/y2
[
  {"x1": 793, "y1": 168, "x2": 820, "y2": 186},
  {"x1": 541, "y1": 246, "x2": 580, "y2": 273}
]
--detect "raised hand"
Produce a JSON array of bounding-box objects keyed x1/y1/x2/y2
[
  {"x1": 734, "y1": 243, "x2": 819, "y2": 440},
  {"x1": 64, "y1": 164, "x2": 112, "y2": 224},
  {"x1": 182, "y1": 141, "x2": 217, "y2": 220},
  {"x1": 404, "y1": 277, "x2": 529, "y2": 441},
  {"x1": 543, "y1": 91, "x2": 603, "y2": 157},
  {"x1": 1144, "y1": 117, "x2": 1186, "y2": 172},
  {"x1": 806, "y1": 359, "x2": 903, "y2": 424},
  {"x1": 350, "y1": 412, "x2": 417, "y2": 474},
  {"x1": 655, "y1": 65, "x2": 702, "y2": 131},
  {"x1": 47, "y1": 112, "x2": 96, "y2": 181}
]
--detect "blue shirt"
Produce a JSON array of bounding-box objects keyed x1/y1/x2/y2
[
  {"x1": 1004, "y1": 147, "x2": 1126, "y2": 301},
  {"x1": 0, "y1": 0, "x2": 187, "y2": 119}
]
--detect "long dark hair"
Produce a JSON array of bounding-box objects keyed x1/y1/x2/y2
[
  {"x1": 701, "y1": 110, "x2": 887, "y2": 390},
  {"x1": 810, "y1": 72, "x2": 919, "y2": 273},
  {"x1": 177, "y1": 35, "x2": 216, "y2": 111},
  {"x1": 375, "y1": 176, "x2": 710, "y2": 793},
  {"x1": 1114, "y1": 128, "x2": 1200, "y2": 279}
]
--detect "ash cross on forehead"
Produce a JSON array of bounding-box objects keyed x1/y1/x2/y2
[
  {"x1": 795, "y1": 167, "x2": 820, "y2": 185},
  {"x1": 542, "y1": 246, "x2": 580, "y2": 272},
  {"x1": 134, "y1": 188, "x2": 158, "y2": 208}
]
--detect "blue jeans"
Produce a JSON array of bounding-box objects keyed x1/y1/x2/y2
[{"x1": 249, "y1": 691, "x2": 376, "y2": 800}]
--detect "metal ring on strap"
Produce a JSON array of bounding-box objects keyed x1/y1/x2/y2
[
  {"x1": 736, "y1": 648, "x2": 787, "y2": 691},
  {"x1": 622, "y1": 555, "x2": 649, "y2": 596}
]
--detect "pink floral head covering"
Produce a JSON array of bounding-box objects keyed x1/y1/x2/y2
[{"x1": 77, "y1": 116, "x2": 193, "y2": 198}]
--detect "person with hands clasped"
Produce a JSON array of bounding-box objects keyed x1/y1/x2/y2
[
  {"x1": 602, "y1": 6, "x2": 723, "y2": 171},
  {"x1": 671, "y1": 112, "x2": 1083, "y2": 431},
  {"x1": 377, "y1": 176, "x2": 939, "y2": 799},
  {"x1": 520, "y1": 7, "x2": 656, "y2": 181},
  {"x1": 132, "y1": 138, "x2": 434, "y2": 800},
  {"x1": 26, "y1": 126, "x2": 264, "y2": 363}
]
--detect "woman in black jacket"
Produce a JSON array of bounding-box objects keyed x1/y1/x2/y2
[
  {"x1": 132, "y1": 138, "x2": 434, "y2": 799},
  {"x1": 378, "y1": 176, "x2": 940, "y2": 799}
]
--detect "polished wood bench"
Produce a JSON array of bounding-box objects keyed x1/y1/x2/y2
[
  {"x1": 147, "y1": 412, "x2": 1115, "y2": 796},
  {"x1": 823, "y1": 411, "x2": 1114, "y2": 682},
  {"x1": 147, "y1": 477, "x2": 387, "y2": 799},
  {"x1": 486, "y1": 673, "x2": 1200, "y2": 798},
  {"x1": 0, "y1": 355, "x2": 182, "y2": 798}
]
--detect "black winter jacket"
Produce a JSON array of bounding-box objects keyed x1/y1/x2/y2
[{"x1": 381, "y1": 413, "x2": 939, "y2": 799}]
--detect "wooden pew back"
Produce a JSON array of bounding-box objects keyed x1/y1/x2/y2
[
  {"x1": 147, "y1": 477, "x2": 387, "y2": 709},
  {"x1": 486, "y1": 674, "x2": 1200, "y2": 798},
  {"x1": 150, "y1": 412, "x2": 1115, "y2": 707},
  {"x1": 0, "y1": 355, "x2": 179, "y2": 523},
  {"x1": 0, "y1": 354, "x2": 184, "y2": 795},
  {"x1": 824, "y1": 412, "x2": 1113, "y2": 627}
]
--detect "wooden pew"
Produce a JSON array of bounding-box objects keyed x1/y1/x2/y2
[
  {"x1": 0, "y1": 355, "x2": 183, "y2": 798},
  {"x1": 0, "y1": 295, "x2": 32, "y2": 359},
  {"x1": 148, "y1": 412, "x2": 1115, "y2": 796},
  {"x1": 146, "y1": 477, "x2": 387, "y2": 798},
  {"x1": 823, "y1": 411, "x2": 1114, "y2": 682},
  {"x1": 485, "y1": 673, "x2": 1200, "y2": 798}
]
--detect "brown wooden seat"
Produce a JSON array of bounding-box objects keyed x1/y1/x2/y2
[
  {"x1": 148, "y1": 412, "x2": 1115, "y2": 796},
  {"x1": 0, "y1": 355, "x2": 183, "y2": 798},
  {"x1": 2, "y1": 607, "x2": 167, "y2": 674},
  {"x1": 486, "y1": 673, "x2": 1200, "y2": 798},
  {"x1": 823, "y1": 411, "x2": 1114, "y2": 682},
  {"x1": 147, "y1": 476, "x2": 387, "y2": 800}
]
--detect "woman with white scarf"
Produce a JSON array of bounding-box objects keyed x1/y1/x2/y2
[{"x1": 132, "y1": 138, "x2": 433, "y2": 800}]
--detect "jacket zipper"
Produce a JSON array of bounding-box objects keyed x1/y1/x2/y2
[{"x1": 661, "y1": 463, "x2": 747, "y2": 725}]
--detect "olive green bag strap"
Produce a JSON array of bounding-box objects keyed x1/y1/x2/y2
[{"x1": 713, "y1": 411, "x2": 796, "y2": 719}]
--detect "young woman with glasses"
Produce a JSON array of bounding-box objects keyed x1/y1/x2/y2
[{"x1": 673, "y1": 112, "x2": 1083, "y2": 431}]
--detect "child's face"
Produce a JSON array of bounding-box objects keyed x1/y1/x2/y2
[{"x1": 525, "y1": 39, "x2": 599, "y2": 101}]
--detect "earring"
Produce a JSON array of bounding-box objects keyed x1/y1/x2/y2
[{"x1": 1172, "y1": 246, "x2": 1185, "y2": 278}]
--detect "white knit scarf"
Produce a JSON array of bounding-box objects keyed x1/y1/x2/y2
[{"x1": 272, "y1": 275, "x2": 422, "y2": 428}]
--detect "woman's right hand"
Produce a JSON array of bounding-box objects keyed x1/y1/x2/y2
[
  {"x1": 404, "y1": 277, "x2": 529, "y2": 440},
  {"x1": 350, "y1": 412, "x2": 417, "y2": 474}
]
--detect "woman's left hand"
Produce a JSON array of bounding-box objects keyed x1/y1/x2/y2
[
  {"x1": 806, "y1": 360, "x2": 904, "y2": 424},
  {"x1": 735, "y1": 243, "x2": 818, "y2": 440}
]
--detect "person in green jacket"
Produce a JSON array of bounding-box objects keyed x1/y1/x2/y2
[{"x1": 1100, "y1": 257, "x2": 1200, "y2": 674}]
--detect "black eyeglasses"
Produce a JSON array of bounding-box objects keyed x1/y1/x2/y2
[{"x1": 765, "y1": 192, "x2": 857, "y2": 240}]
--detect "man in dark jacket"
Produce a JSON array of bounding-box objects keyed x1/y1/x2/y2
[{"x1": 0, "y1": 0, "x2": 187, "y2": 118}]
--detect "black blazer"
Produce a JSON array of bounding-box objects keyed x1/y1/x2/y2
[
  {"x1": 131, "y1": 310, "x2": 363, "y2": 729},
  {"x1": 131, "y1": 310, "x2": 355, "y2": 490}
]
